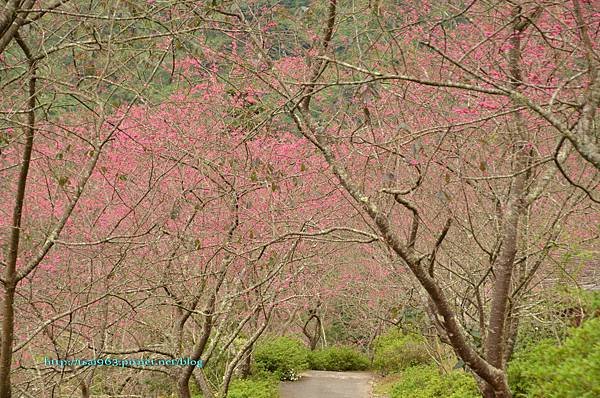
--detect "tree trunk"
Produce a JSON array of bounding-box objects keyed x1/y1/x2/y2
[
  {"x1": 177, "y1": 294, "x2": 215, "y2": 398},
  {"x1": 482, "y1": 7, "x2": 537, "y2": 397},
  {"x1": 238, "y1": 345, "x2": 252, "y2": 378},
  {"x1": 0, "y1": 58, "x2": 36, "y2": 398},
  {"x1": 220, "y1": 313, "x2": 270, "y2": 398},
  {"x1": 193, "y1": 371, "x2": 215, "y2": 398},
  {"x1": 80, "y1": 381, "x2": 90, "y2": 398}
]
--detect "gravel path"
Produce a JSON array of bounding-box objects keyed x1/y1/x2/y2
[{"x1": 280, "y1": 370, "x2": 374, "y2": 398}]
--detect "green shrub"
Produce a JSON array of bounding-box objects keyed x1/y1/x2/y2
[
  {"x1": 508, "y1": 318, "x2": 600, "y2": 398},
  {"x1": 226, "y1": 376, "x2": 278, "y2": 398},
  {"x1": 390, "y1": 365, "x2": 479, "y2": 398},
  {"x1": 373, "y1": 329, "x2": 431, "y2": 375},
  {"x1": 390, "y1": 365, "x2": 480, "y2": 398},
  {"x1": 309, "y1": 346, "x2": 370, "y2": 371},
  {"x1": 253, "y1": 336, "x2": 309, "y2": 381}
]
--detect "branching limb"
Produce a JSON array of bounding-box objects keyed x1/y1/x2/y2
[{"x1": 429, "y1": 218, "x2": 453, "y2": 278}]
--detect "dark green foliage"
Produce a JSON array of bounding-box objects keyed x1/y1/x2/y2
[
  {"x1": 253, "y1": 336, "x2": 309, "y2": 381},
  {"x1": 308, "y1": 346, "x2": 370, "y2": 371},
  {"x1": 508, "y1": 318, "x2": 600, "y2": 398},
  {"x1": 373, "y1": 329, "x2": 432, "y2": 375},
  {"x1": 389, "y1": 365, "x2": 479, "y2": 398}
]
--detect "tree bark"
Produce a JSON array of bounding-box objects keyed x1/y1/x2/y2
[
  {"x1": 482, "y1": 7, "x2": 535, "y2": 397},
  {"x1": 0, "y1": 53, "x2": 36, "y2": 398},
  {"x1": 177, "y1": 294, "x2": 215, "y2": 398},
  {"x1": 220, "y1": 313, "x2": 270, "y2": 397}
]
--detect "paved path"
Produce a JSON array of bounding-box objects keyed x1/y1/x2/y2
[{"x1": 280, "y1": 370, "x2": 373, "y2": 398}]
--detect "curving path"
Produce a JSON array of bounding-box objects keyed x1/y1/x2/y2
[{"x1": 280, "y1": 370, "x2": 373, "y2": 398}]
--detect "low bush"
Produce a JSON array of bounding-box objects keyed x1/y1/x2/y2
[
  {"x1": 226, "y1": 376, "x2": 278, "y2": 398},
  {"x1": 373, "y1": 329, "x2": 431, "y2": 375},
  {"x1": 508, "y1": 318, "x2": 600, "y2": 398},
  {"x1": 389, "y1": 365, "x2": 479, "y2": 398},
  {"x1": 309, "y1": 346, "x2": 370, "y2": 371},
  {"x1": 253, "y1": 336, "x2": 309, "y2": 381}
]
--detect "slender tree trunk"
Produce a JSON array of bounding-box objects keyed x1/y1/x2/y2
[
  {"x1": 482, "y1": 7, "x2": 536, "y2": 397},
  {"x1": 303, "y1": 314, "x2": 322, "y2": 351},
  {"x1": 80, "y1": 381, "x2": 90, "y2": 398},
  {"x1": 0, "y1": 59, "x2": 36, "y2": 398},
  {"x1": 238, "y1": 344, "x2": 253, "y2": 378},
  {"x1": 503, "y1": 309, "x2": 520, "y2": 365},
  {"x1": 177, "y1": 294, "x2": 215, "y2": 398},
  {"x1": 178, "y1": 191, "x2": 239, "y2": 398},
  {"x1": 220, "y1": 312, "x2": 270, "y2": 398},
  {"x1": 193, "y1": 371, "x2": 215, "y2": 398}
]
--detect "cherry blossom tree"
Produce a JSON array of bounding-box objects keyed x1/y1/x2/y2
[
  {"x1": 1, "y1": 1, "x2": 598, "y2": 397},
  {"x1": 200, "y1": 1, "x2": 598, "y2": 396}
]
